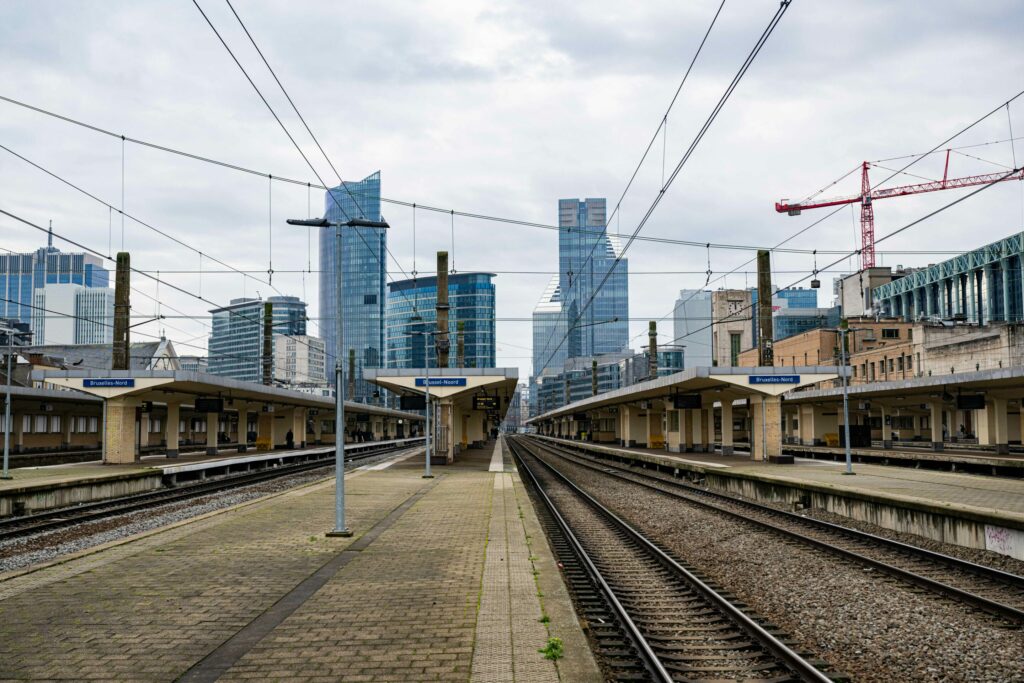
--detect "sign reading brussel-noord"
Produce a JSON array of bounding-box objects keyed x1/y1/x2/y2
[{"x1": 415, "y1": 377, "x2": 467, "y2": 387}]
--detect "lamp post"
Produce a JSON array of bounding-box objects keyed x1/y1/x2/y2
[
  {"x1": 1, "y1": 323, "x2": 28, "y2": 480},
  {"x1": 287, "y1": 216, "x2": 389, "y2": 536},
  {"x1": 836, "y1": 323, "x2": 865, "y2": 476},
  {"x1": 404, "y1": 329, "x2": 434, "y2": 478}
]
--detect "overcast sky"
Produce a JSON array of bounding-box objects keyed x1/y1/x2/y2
[{"x1": 2, "y1": 0, "x2": 1023, "y2": 380}]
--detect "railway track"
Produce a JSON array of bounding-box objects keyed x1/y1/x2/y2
[
  {"x1": 507, "y1": 437, "x2": 835, "y2": 682},
  {"x1": 525, "y1": 436, "x2": 1024, "y2": 625},
  {"x1": 0, "y1": 443, "x2": 419, "y2": 543}
]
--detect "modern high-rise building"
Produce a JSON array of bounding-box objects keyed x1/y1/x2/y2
[
  {"x1": 0, "y1": 240, "x2": 109, "y2": 325},
  {"x1": 385, "y1": 272, "x2": 496, "y2": 369},
  {"x1": 673, "y1": 289, "x2": 712, "y2": 368},
  {"x1": 557, "y1": 198, "x2": 629, "y2": 359},
  {"x1": 32, "y1": 284, "x2": 114, "y2": 345},
  {"x1": 319, "y1": 172, "x2": 386, "y2": 402},
  {"x1": 531, "y1": 276, "x2": 568, "y2": 378},
  {"x1": 207, "y1": 296, "x2": 308, "y2": 384}
]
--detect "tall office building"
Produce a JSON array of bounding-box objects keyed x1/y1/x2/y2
[
  {"x1": 273, "y1": 335, "x2": 327, "y2": 385},
  {"x1": 529, "y1": 276, "x2": 567, "y2": 417},
  {"x1": 207, "y1": 296, "x2": 307, "y2": 383},
  {"x1": 557, "y1": 198, "x2": 629, "y2": 359},
  {"x1": 319, "y1": 172, "x2": 386, "y2": 402},
  {"x1": 32, "y1": 284, "x2": 114, "y2": 345},
  {"x1": 385, "y1": 272, "x2": 496, "y2": 369},
  {"x1": 673, "y1": 289, "x2": 712, "y2": 368},
  {"x1": 0, "y1": 240, "x2": 109, "y2": 325}
]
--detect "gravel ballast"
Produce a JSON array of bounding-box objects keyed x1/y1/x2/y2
[{"x1": 529, "y1": 446, "x2": 1024, "y2": 683}]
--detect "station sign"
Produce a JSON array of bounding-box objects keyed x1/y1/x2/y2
[
  {"x1": 748, "y1": 375, "x2": 801, "y2": 385},
  {"x1": 84, "y1": 378, "x2": 135, "y2": 388},
  {"x1": 415, "y1": 377, "x2": 467, "y2": 387},
  {"x1": 473, "y1": 395, "x2": 499, "y2": 410}
]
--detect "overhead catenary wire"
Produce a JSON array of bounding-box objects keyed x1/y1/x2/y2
[
  {"x1": 661, "y1": 87, "x2": 1024, "y2": 349},
  {"x1": 6, "y1": 89, "x2": 1019, "y2": 258},
  {"x1": 536, "y1": 0, "x2": 792, "y2": 379}
]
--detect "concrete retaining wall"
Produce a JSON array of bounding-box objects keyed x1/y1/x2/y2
[{"x1": 0, "y1": 473, "x2": 163, "y2": 517}]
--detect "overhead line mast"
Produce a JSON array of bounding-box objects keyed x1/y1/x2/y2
[{"x1": 776, "y1": 151, "x2": 1024, "y2": 268}]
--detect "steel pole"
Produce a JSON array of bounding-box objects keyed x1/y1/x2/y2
[
  {"x1": 2, "y1": 347, "x2": 11, "y2": 479},
  {"x1": 840, "y1": 329, "x2": 854, "y2": 475},
  {"x1": 423, "y1": 333, "x2": 433, "y2": 478},
  {"x1": 329, "y1": 227, "x2": 352, "y2": 536}
]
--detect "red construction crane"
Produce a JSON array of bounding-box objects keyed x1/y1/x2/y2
[{"x1": 776, "y1": 150, "x2": 1024, "y2": 269}]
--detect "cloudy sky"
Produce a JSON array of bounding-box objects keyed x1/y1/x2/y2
[{"x1": 1, "y1": 0, "x2": 1023, "y2": 380}]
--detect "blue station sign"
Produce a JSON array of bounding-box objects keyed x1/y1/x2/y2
[
  {"x1": 748, "y1": 375, "x2": 800, "y2": 385},
  {"x1": 84, "y1": 378, "x2": 136, "y2": 388},
  {"x1": 415, "y1": 377, "x2": 467, "y2": 387}
]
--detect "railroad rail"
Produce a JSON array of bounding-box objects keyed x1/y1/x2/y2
[
  {"x1": 525, "y1": 436, "x2": 1024, "y2": 624},
  {"x1": 507, "y1": 437, "x2": 834, "y2": 682},
  {"x1": 0, "y1": 442, "x2": 419, "y2": 542}
]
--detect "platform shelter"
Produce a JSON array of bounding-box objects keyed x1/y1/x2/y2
[
  {"x1": 31, "y1": 369, "x2": 423, "y2": 464},
  {"x1": 529, "y1": 366, "x2": 842, "y2": 462},
  {"x1": 365, "y1": 368, "x2": 518, "y2": 464}
]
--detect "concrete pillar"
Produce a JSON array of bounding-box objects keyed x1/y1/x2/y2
[
  {"x1": 313, "y1": 414, "x2": 323, "y2": 444},
  {"x1": 256, "y1": 407, "x2": 275, "y2": 451},
  {"x1": 60, "y1": 411, "x2": 72, "y2": 450},
  {"x1": 104, "y1": 398, "x2": 139, "y2": 464},
  {"x1": 699, "y1": 408, "x2": 711, "y2": 453},
  {"x1": 968, "y1": 270, "x2": 977, "y2": 323},
  {"x1": 165, "y1": 402, "x2": 180, "y2": 457},
  {"x1": 879, "y1": 404, "x2": 892, "y2": 449},
  {"x1": 646, "y1": 406, "x2": 664, "y2": 450},
  {"x1": 720, "y1": 401, "x2": 734, "y2": 455},
  {"x1": 750, "y1": 395, "x2": 784, "y2": 462},
  {"x1": 930, "y1": 402, "x2": 944, "y2": 451},
  {"x1": 666, "y1": 409, "x2": 682, "y2": 452},
  {"x1": 620, "y1": 405, "x2": 634, "y2": 447},
  {"x1": 987, "y1": 398, "x2": 1009, "y2": 454},
  {"x1": 206, "y1": 412, "x2": 219, "y2": 456},
  {"x1": 235, "y1": 402, "x2": 249, "y2": 452},
  {"x1": 798, "y1": 404, "x2": 813, "y2": 445},
  {"x1": 682, "y1": 409, "x2": 695, "y2": 452},
  {"x1": 293, "y1": 408, "x2": 306, "y2": 448}
]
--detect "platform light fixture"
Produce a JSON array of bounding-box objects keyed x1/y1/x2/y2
[{"x1": 286, "y1": 215, "x2": 390, "y2": 536}]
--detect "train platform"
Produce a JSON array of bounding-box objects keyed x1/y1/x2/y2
[
  {"x1": 0, "y1": 439, "x2": 600, "y2": 682},
  {"x1": 782, "y1": 442, "x2": 1024, "y2": 476},
  {"x1": 0, "y1": 438, "x2": 424, "y2": 517},
  {"x1": 535, "y1": 436, "x2": 1024, "y2": 561}
]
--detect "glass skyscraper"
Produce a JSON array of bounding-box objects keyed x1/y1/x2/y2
[
  {"x1": 385, "y1": 273, "x2": 496, "y2": 369},
  {"x1": 0, "y1": 242, "x2": 109, "y2": 325},
  {"x1": 319, "y1": 172, "x2": 386, "y2": 403},
  {"x1": 208, "y1": 296, "x2": 307, "y2": 383},
  {"x1": 557, "y1": 198, "x2": 629, "y2": 360}
]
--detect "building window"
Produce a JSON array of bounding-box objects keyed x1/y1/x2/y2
[
  {"x1": 888, "y1": 358, "x2": 894, "y2": 373},
  {"x1": 907, "y1": 356, "x2": 913, "y2": 370},
  {"x1": 882, "y1": 328, "x2": 900, "y2": 339},
  {"x1": 729, "y1": 333, "x2": 742, "y2": 367},
  {"x1": 363, "y1": 294, "x2": 377, "y2": 305},
  {"x1": 897, "y1": 357, "x2": 904, "y2": 371}
]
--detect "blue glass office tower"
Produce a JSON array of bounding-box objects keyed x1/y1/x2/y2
[
  {"x1": 557, "y1": 198, "x2": 629, "y2": 361},
  {"x1": 0, "y1": 243, "x2": 109, "y2": 325},
  {"x1": 320, "y1": 172, "x2": 386, "y2": 403},
  {"x1": 385, "y1": 273, "x2": 496, "y2": 368},
  {"x1": 208, "y1": 296, "x2": 307, "y2": 383}
]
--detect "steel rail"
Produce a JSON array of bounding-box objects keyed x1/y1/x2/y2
[
  {"x1": 528, "y1": 436, "x2": 1024, "y2": 624},
  {"x1": 509, "y1": 437, "x2": 833, "y2": 683}
]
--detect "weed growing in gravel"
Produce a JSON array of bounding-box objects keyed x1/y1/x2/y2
[
  {"x1": 538, "y1": 614, "x2": 550, "y2": 624},
  {"x1": 538, "y1": 637, "x2": 563, "y2": 661}
]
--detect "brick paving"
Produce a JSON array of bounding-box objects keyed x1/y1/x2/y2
[{"x1": 0, "y1": 441, "x2": 595, "y2": 681}]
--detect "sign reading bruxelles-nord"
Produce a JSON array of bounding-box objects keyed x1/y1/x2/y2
[
  {"x1": 83, "y1": 378, "x2": 136, "y2": 388},
  {"x1": 415, "y1": 377, "x2": 467, "y2": 387},
  {"x1": 748, "y1": 375, "x2": 800, "y2": 385}
]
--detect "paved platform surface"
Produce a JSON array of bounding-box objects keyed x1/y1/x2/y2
[
  {"x1": 0, "y1": 440, "x2": 598, "y2": 681},
  {"x1": 539, "y1": 436, "x2": 1024, "y2": 523}
]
